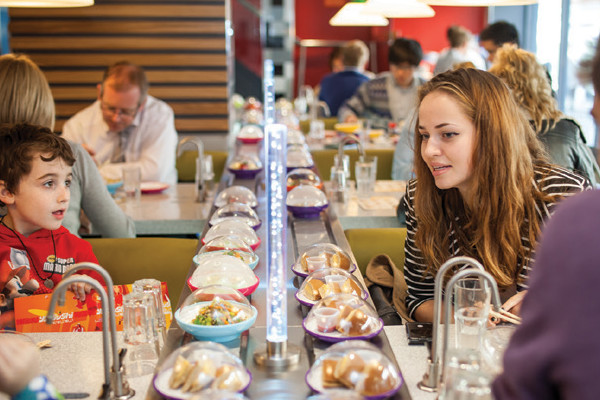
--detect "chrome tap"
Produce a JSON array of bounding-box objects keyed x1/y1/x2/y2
[
  {"x1": 46, "y1": 274, "x2": 134, "y2": 400},
  {"x1": 337, "y1": 135, "x2": 366, "y2": 167},
  {"x1": 177, "y1": 136, "x2": 205, "y2": 202},
  {"x1": 417, "y1": 256, "x2": 501, "y2": 393}
]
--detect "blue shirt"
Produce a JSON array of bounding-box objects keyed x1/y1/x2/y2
[{"x1": 318, "y1": 68, "x2": 370, "y2": 117}]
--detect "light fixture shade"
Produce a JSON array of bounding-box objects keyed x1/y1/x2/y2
[
  {"x1": 364, "y1": 0, "x2": 436, "y2": 18},
  {"x1": 0, "y1": 0, "x2": 93, "y2": 7},
  {"x1": 421, "y1": 0, "x2": 537, "y2": 5},
  {"x1": 329, "y1": 2, "x2": 390, "y2": 26}
]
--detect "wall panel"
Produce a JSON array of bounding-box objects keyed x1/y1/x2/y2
[{"x1": 9, "y1": 0, "x2": 229, "y2": 135}]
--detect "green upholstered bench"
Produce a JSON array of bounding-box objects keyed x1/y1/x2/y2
[
  {"x1": 311, "y1": 148, "x2": 395, "y2": 181},
  {"x1": 86, "y1": 237, "x2": 198, "y2": 305},
  {"x1": 299, "y1": 117, "x2": 339, "y2": 134},
  {"x1": 176, "y1": 150, "x2": 228, "y2": 183},
  {"x1": 344, "y1": 228, "x2": 406, "y2": 275}
]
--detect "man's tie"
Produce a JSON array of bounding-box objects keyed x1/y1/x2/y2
[{"x1": 110, "y1": 128, "x2": 129, "y2": 163}]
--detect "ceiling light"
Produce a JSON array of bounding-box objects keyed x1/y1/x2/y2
[
  {"x1": 364, "y1": 0, "x2": 435, "y2": 18},
  {"x1": 421, "y1": 0, "x2": 537, "y2": 5},
  {"x1": 329, "y1": 2, "x2": 389, "y2": 26},
  {"x1": 0, "y1": 0, "x2": 93, "y2": 7}
]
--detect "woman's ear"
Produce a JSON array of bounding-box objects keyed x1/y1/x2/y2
[{"x1": 0, "y1": 181, "x2": 15, "y2": 205}]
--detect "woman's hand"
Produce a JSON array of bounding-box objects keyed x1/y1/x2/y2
[
  {"x1": 502, "y1": 290, "x2": 527, "y2": 316},
  {"x1": 67, "y1": 274, "x2": 93, "y2": 301}
]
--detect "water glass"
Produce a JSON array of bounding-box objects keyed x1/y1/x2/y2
[
  {"x1": 329, "y1": 167, "x2": 347, "y2": 203},
  {"x1": 454, "y1": 277, "x2": 491, "y2": 350},
  {"x1": 122, "y1": 166, "x2": 141, "y2": 201},
  {"x1": 440, "y1": 348, "x2": 482, "y2": 399},
  {"x1": 203, "y1": 154, "x2": 215, "y2": 193},
  {"x1": 443, "y1": 369, "x2": 493, "y2": 400},
  {"x1": 309, "y1": 119, "x2": 326, "y2": 145},
  {"x1": 354, "y1": 155, "x2": 377, "y2": 198},
  {"x1": 132, "y1": 279, "x2": 167, "y2": 351},
  {"x1": 122, "y1": 292, "x2": 159, "y2": 377}
]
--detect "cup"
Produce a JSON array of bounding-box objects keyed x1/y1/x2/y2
[
  {"x1": 309, "y1": 119, "x2": 326, "y2": 145},
  {"x1": 440, "y1": 348, "x2": 483, "y2": 399},
  {"x1": 122, "y1": 166, "x2": 141, "y2": 201},
  {"x1": 354, "y1": 155, "x2": 377, "y2": 198},
  {"x1": 442, "y1": 369, "x2": 493, "y2": 400},
  {"x1": 324, "y1": 274, "x2": 347, "y2": 292},
  {"x1": 122, "y1": 292, "x2": 159, "y2": 377},
  {"x1": 313, "y1": 307, "x2": 340, "y2": 333},
  {"x1": 132, "y1": 279, "x2": 167, "y2": 353},
  {"x1": 454, "y1": 277, "x2": 492, "y2": 350},
  {"x1": 203, "y1": 154, "x2": 216, "y2": 193},
  {"x1": 332, "y1": 154, "x2": 350, "y2": 180},
  {"x1": 306, "y1": 255, "x2": 327, "y2": 273},
  {"x1": 481, "y1": 325, "x2": 517, "y2": 376},
  {"x1": 329, "y1": 167, "x2": 347, "y2": 203}
]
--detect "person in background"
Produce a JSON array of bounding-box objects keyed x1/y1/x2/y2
[
  {"x1": 402, "y1": 68, "x2": 589, "y2": 322},
  {"x1": 0, "y1": 124, "x2": 105, "y2": 329},
  {"x1": 493, "y1": 35, "x2": 600, "y2": 399},
  {"x1": 489, "y1": 44, "x2": 599, "y2": 186},
  {"x1": 0, "y1": 54, "x2": 134, "y2": 238},
  {"x1": 318, "y1": 40, "x2": 371, "y2": 117},
  {"x1": 479, "y1": 20, "x2": 519, "y2": 63},
  {"x1": 62, "y1": 61, "x2": 178, "y2": 185},
  {"x1": 328, "y1": 46, "x2": 344, "y2": 74},
  {"x1": 338, "y1": 38, "x2": 426, "y2": 129},
  {"x1": 434, "y1": 25, "x2": 486, "y2": 75}
]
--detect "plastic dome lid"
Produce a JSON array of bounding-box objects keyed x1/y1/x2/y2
[
  {"x1": 241, "y1": 109, "x2": 263, "y2": 125},
  {"x1": 196, "y1": 235, "x2": 258, "y2": 270},
  {"x1": 237, "y1": 124, "x2": 263, "y2": 139},
  {"x1": 210, "y1": 203, "x2": 261, "y2": 230},
  {"x1": 228, "y1": 154, "x2": 262, "y2": 171},
  {"x1": 287, "y1": 145, "x2": 314, "y2": 169},
  {"x1": 243, "y1": 96, "x2": 262, "y2": 110},
  {"x1": 152, "y1": 339, "x2": 252, "y2": 396},
  {"x1": 303, "y1": 294, "x2": 383, "y2": 342},
  {"x1": 296, "y1": 268, "x2": 367, "y2": 306},
  {"x1": 287, "y1": 129, "x2": 306, "y2": 146},
  {"x1": 287, "y1": 185, "x2": 328, "y2": 207},
  {"x1": 306, "y1": 340, "x2": 402, "y2": 399},
  {"x1": 203, "y1": 219, "x2": 260, "y2": 249},
  {"x1": 293, "y1": 243, "x2": 354, "y2": 276},
  {"x1": 189, "y1": 254, "x2": 257, "y2": 292},
  {"x1": 286, "y1": 168, "x2": 322, "y2": 191},
  {"x1": 214, "y1": 186, "x2": 258, "y2": 209}
]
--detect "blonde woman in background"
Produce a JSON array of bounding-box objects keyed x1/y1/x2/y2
[
  {"x1": 489, "y1": 45, "x2": 600, "y2": 186},
  {"x1": 0, "y1": 53, "x2": 134, "y2": 238}
]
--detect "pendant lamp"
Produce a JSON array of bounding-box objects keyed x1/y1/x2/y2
[
  {"x1": 363, "y1": 0, "x2": 436, "y2": 18},
  {"x1": 329, "y1": 1, "x2": 389, "y2": 26},
  {"x1": 0, "y1": 0, "x2": 93, "y2": 7},
  {"x1": 421, "y1": 0, "x2": 537, "y2": 5}
]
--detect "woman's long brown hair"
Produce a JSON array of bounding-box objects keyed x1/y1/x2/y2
[{"x1": 413, "y1": 68, "x2": 550, "y2": 287}]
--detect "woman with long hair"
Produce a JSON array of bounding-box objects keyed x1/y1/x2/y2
[
  {"x1": 403, "y1": 68, "x2": 589, "y2": 322},
  {"x1": 489, "y1": 44, "x2": 599, "y2": 186}
]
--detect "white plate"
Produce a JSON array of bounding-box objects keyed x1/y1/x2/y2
[
  {"x1": 141, "y1": 181, "x2": 169, "y2": 194},
  {"x1": 303, "y1": 315, "x2": 383, "y2": 343},
  {"x1": 153, "y1": 366, "x2": 251, "y2": 399}
]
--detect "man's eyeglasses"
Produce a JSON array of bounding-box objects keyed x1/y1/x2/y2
[{"x1": 101, "y1": 102, "x2": 139, "y2": 118}]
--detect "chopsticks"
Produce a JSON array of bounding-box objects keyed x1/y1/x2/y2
[{"x1": 490, "y1": 309, "x2": 522, "y2": 325}]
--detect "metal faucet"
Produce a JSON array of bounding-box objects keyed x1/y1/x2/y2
[
  {"x1": 177, "y1": 136, "x2": 205, "y2": 202},
  {"x1": 46, "y1": 274, "x2": 134, "y2": 400},
  {"x1": 417, "y1": 256, "x2": 501, "y2": 392},
  {"x1": 336, "y1": 135, "x2": 366, "y2": 166}
]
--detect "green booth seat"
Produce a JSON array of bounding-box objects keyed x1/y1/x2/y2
[
  {"x1": 344, "y1": 228, "x2": 406, "y2": 275},
  {"x1": 176, "y1": 150, "x2": 228, "y2": 183},
  {"x1": 299, "y1": 117, "x2": 339, "y2": 135},
  {"x1": 86, "y1": 237, "x2": 198, "y2": 306},
  {"x1": 311, "y1": 148, "x2": 395, "y2": 181}
]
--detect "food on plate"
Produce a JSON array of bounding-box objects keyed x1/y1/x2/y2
[
  {"x1": 300, "y1": 250, "x2": 351, "y2": 273},
  {"x1": 322, "y1": 359, "x2": 341, "y2": 388},
  {"x1": 303, "y1": 277, "x2": 362, "y2": 302},
  {"x1": 213, "y1": 365, "x2": 244, "y2": 391},
  {"x1": 229, "y1": 160, "x2": 259, "y2": 170},
  {"x1": 169, "y1": 355, "x2": 192, "y2": 389},
  {"x1": 337, "y1": 308, "x2": 372, "y2": 336},
  {"x1": 192, "y1": 298, "x2": 249, "y2": 326},
  {"x1": 168, "y1": 353, "x2": 245, "y2": 393},
  {"x1": 358, "y1": 361, "x2": 397, "y2": 396}
]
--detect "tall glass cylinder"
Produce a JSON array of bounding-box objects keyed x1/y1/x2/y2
[{"x1": 265, "y1": 123, "x2": 288, "y2": 343}]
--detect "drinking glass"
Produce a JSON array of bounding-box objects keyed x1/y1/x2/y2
[
  {"x1": 354, "y1": 156, "x2": 377, "y2": 198},
  {"x1": 440, "y1": 348, "x2": 483, "y2": 400},
  {"x1": 309, "y1": 119, "x2": 325, "y2": 146},
  {"x1": 443, "y1": 369, "x2": 493, "y2": 400},
  {"x1": 203, "y1": 154, "x2": 215, "y2": 193},
  {"x1": 122, "y1": 166, "x2": 141, "y2": 201},
  {"x1": 122, "y1": 292, "x2": 160, "y2": 377},
  {"x1": 132, "y1": 279, "x2": 167, "y2": 352},
  {"x1": 454, "y1": 277, "x2": 492, "y2": 350}
]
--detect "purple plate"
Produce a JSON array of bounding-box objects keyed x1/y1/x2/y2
[
  {"x1": 302, "y1": 315, "x2": 383, "y2": 343},
  {"x1": 153, "y1": 366, "x2": 252, "y2": 399},
  {"x1": 305, "y1": 366, "x2": 402, "y2": 400},
  {"x1": 295, "y1": 286, "x2": 369, "y2": 307},
  {"x1": 291, "y1": 261, "x2": 358, "y2": 278},
  {"x1": 228, "y1": 167, "x2": 262, "y2": 179},
  {"x1": 287, "y1": 204, "x2": 328, "y2": 219}
]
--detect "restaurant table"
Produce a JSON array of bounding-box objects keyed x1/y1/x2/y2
[
  {"x1": 91, "y1": 183, "x2": 214, "y2": 236},
  {"x1": 15, "y1": 327, "x2": 438, "y2": 400},
  {"x1": 327, "y1": 180, "x2": 406, "y2": 230}
]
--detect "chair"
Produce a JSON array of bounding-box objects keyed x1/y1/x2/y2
[
  {"x1": 176, "y1": 150, "x2": 228, "y2": 183},
  {"x1": 311, "y1": 148, "x2": 395, "y2": 181},
  {"x1": 86, "y1": 237, "x2": 198, "y2": 305},
  {"x1": 344, "y1": 228, "x2": 406, "y2": 275}
]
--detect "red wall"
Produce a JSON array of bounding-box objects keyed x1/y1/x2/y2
[{"x1": 295, "y1": 2, "x2": 487, "y2": 90}]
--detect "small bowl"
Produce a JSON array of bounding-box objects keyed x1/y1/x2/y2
[
  {"x1": 237, "y1": 125, "x2": 264, "y2": 144},
  {"x1": 334, "y1": 122, "x2": 360, "y2": 134},
  {"x1": 106, "y1": 181, "x2": 123, "y2": 195},
  {"x1": 214, "y1": 186, "x2": 258, "y2": 209},
  {"x1": 287, "y1": 185, "x2": 328, "y2": 219},
  {"x1": 202, "y1": 220, "x2": 261, "y2": 250},
  {"x1": 286, "y1": 168, "x2": 323, "y2": 192},
  {"x1": 210, "y1": 203, "x2": 261, "y2": 230},
  {"x1": 188, "y1": 253, "x2": 259, "y2": 296},
  {"x1": 175, "y1": 286, "x2": 257, "y2": 342},
  {"x1": 228, "y1": 155, "x2": 263, "y2": 180},
  {"x1": 195, "y1": 236, "x2": 259, "y2": 270}
]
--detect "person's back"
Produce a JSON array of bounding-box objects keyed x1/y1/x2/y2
[
  {"x1": 62, "y1": 61, "x2": 178, "y2": 185},
  {"x1": 319, "y1": 40, "x2": 371, "y2": 116},
  {"x1": 0, "y1": 53, "x2": 134, "y2": 238}
]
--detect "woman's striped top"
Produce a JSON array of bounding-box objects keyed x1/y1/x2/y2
[{"x1": 403, "y1": 164, "x2": 591, "y2": 320}]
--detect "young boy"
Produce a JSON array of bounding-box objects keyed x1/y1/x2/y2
[{"x1": 0, "y1": 123, "x2": 104, "y2": 329}]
